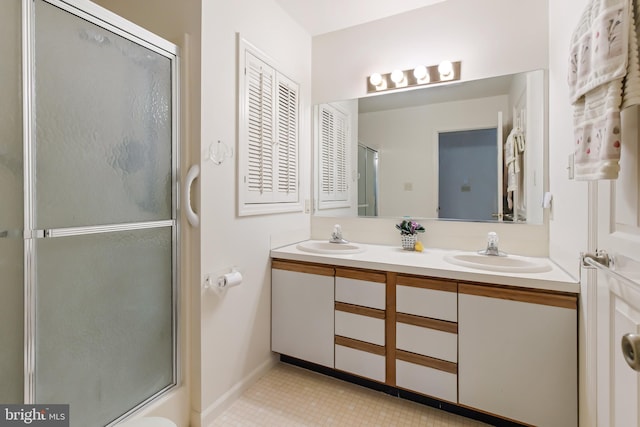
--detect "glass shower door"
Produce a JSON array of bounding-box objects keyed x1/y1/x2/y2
[
  {"x1": 0, "y1": 0, "x2": 24, "y2": 404},
  {"x1": 29, "y1": 1, "x2": 178, "y2": 425}
]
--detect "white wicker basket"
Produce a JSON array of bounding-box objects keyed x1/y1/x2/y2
[{"x1": 400, "y1": 234, "x2": 418, "y2": 250}]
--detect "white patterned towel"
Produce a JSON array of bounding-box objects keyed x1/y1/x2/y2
[{"x1": 569, "y1": 0, "x2": 640, "y2": 179}]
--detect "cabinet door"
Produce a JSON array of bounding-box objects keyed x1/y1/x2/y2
[
  {"x1": 271, "y1": 262, "x2": 335, "y2": 368},
  {"x1": 458, "y1": 284, "x2": 577, "y2": 427}
]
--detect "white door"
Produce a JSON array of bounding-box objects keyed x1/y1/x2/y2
[{"x1": 587, "y1": 107, "x2": 640, "y2": 427}]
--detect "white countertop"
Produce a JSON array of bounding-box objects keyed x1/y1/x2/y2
[{"x1": 271, "y1": 240, "x2": 579, "y2": 294}]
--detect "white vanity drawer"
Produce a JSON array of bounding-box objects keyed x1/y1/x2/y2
[
  {"x1": 396, "y1": 277, "x2": 457, "y2": 322},
  {"x1": 335, "y1": 269, "x2": 386, "y2": 310},
  {"x1": 335, "y1": 344, "x2": 386, "y2": 383},
  {"x1": 396, "y1": 322, "x2": 457, "y2": 363},
  {"x1": 335, "y1": 310, "x2": 385, "y2": 346},
  {"x1": 396, "y1": 359, "x2": 457, "y2": 403}
]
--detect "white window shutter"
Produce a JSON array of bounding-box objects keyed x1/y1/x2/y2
[
  {"x1": 238, "y1": 38, "x2": 302, "y2": 215},
  {"x1": 244, "y1": 52, "x2": 275, "y2": 203},
  {"x1": 275, "y1": 73, "x2": 299, "y2": 202},
  {"x1": 318, "y1": 104, "x2": 350, "y2": 208},
  {"x1": 334, "y1": 111, "x2": 348, "y2": 199},
  {"x1": 319, "y1": 105, "x2": 335, "y2": 198}
]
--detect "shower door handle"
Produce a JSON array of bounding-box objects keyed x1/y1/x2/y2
[{"x1": 184, "y1": 164, "x2": 200, "y2": 228}]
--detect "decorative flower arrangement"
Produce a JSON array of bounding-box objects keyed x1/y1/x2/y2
[{"x1": 395, "y1": 219, "x2": 425, "y2": 235}]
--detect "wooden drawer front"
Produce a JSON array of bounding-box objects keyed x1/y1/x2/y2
[
  {"x1": 396, "y1": 323, "x2": 457, "y2": 363},
  {"x1": 396, "y1": 285, "x2": 457, "y2": 322},
  {"x1": 396, "y1": 360, "x2": 457, "y2": 403},
  {"x1": 335, "y1": 345, "x2": 386, "y2": 383},
  {"x1": 336, "y1": 277, "x2": 385, "y2": 310},
  {"x1": 272, "y1": 259, "x2": 334, "y2": 276},
  {"x1": 335, "y1": 311, "x2": 385, "y2": 346}
]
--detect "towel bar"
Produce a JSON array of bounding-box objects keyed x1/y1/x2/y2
[{"x1": 581, "y1": 250, "x2": 640, "y2": 291}]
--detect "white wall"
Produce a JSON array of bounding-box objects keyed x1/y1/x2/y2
[
  {"x1": 524, "y1": 71, "x2": 546, "y2": 225},
  {"x1": 548, "y1": 1, "x2": 591, "y2": 426},
  {"x1": 312, "y1": 0, "x2": 549, "y2": 104},
  {"x1": 197, "y1": 1, "x2": 311, "y2": 426},
  {"x1": 359, "y1": 95, "x2": 509, "y2": 218},
  {"x1": 548, "y1": 0, "x2": 589, "y2": 279},
  {"x1": 311, "y1": 0, "x2": 550, "y2": 255}
]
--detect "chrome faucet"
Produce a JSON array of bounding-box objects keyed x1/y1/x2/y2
[
  {"x1": 330, "y1": 224, "x2": 349, "y2": 244},
  {"x1": 478, "y1": 232, "x2": 505, "y2": 256}
]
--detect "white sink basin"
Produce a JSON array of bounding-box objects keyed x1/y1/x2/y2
[
  {"x1": 296, "y1": 241, "x2": 365, "y2": 255},
  {"x1": 444, "y1": 252, "x2": 552, "y2": 273}
]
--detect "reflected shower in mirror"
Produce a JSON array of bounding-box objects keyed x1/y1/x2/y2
[
  {"x1": 314, "y1": 69, "x2": 546, "y2": 224},
  {"x1": 357, "y1": 144, "x2": 378, "y2": 216}
]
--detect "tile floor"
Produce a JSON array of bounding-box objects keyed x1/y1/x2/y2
[{"x1": 211, "y1": 363, "x2": 489, "y2": 426}]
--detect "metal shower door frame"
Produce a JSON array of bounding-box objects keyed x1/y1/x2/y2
[{"x1": 20, "y1": 0, "x2": 181, "y2": 421}]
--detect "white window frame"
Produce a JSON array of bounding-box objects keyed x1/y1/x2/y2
[
  {"x1": 238, "y1": 37, "x2": 301, "y2": 216},
  {"x1": 316, "y1": 103, "x2": 351, "y2": 210}
]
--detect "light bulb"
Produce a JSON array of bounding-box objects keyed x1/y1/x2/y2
[
  {"x1": 369, "y1": 73, "x2": 383, "y2": 87},
  {"x1": 413, "y1": 65, "x2": 429, "y2": 82},
  {"x1": 391, "y1": 69, "x2": 405, "y2": 84},
  {"x1": 438, "y1": 60, "x2": 453, "y2": 78}
]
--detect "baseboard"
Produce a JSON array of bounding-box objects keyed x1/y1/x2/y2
[
  {"x1": 191, "y1": 355, "x2": 278, "y2": 427},
  {"x1": 281, "y1": 355, "x2": 528, "y2": 427}
]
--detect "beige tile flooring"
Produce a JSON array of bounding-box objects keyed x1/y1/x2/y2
[{"x1": 211, "y1": 363, "x2": 489, "y2": 426}]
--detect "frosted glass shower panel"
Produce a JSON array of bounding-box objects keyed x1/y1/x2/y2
[
  {"x1": 35, "y1": 228, "x2": 174, "y2": 426},
  {"x1": 34, "y1": 0, "x2": 173, "y2": 229},
  {"x1": 0, "y1": 0, "x2": 24, "y2": 230},
  {"x1": 0, "y1": 0, "x2": 24, "y2": 403},
  {"x1": 0, "y1": 239, "x2": 24, "y2": 404}
]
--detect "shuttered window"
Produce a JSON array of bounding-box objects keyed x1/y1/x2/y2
[
  {"x1": 318, "y1": 103, "x2": 350, "y2": 209},
  {"x1": 246, "y1": 53, "x2": 275, "y2": 196},
  {"x1": 275, "y1": 73, "x2": 298, "y2": 199},
  {"x1": 239, "y1": 39, "x2": 300, "y2": 215}
]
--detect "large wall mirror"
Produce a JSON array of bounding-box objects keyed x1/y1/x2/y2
[{"x1": 314, "y1": 69, "x2": 546, "y2": 225}]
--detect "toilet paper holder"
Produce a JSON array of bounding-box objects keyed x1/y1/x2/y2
[{"x1": 204, "y1": 267, "x2": 243, "y2": 291}]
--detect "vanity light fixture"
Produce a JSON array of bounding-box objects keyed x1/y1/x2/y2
[
  {"x1": 438, "y1": 60, "x2": 454, "y2": 80},
  {"x1": 413, "y1": 65, "x2": 429, "y2": 83},
  {"x1": 390, "y1": 69, "x2": 406, "y2": 84},
  {"x1": 369, "y1": 72, "x2": 383, "y2": 87},
  {"x1": 366, "y1": 60, "x2": 461, "y2": 93}
]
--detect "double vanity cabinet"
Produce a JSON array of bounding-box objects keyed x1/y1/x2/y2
[{"x1": 270, "y1": 244, "x2": 579, "y2": 427}]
